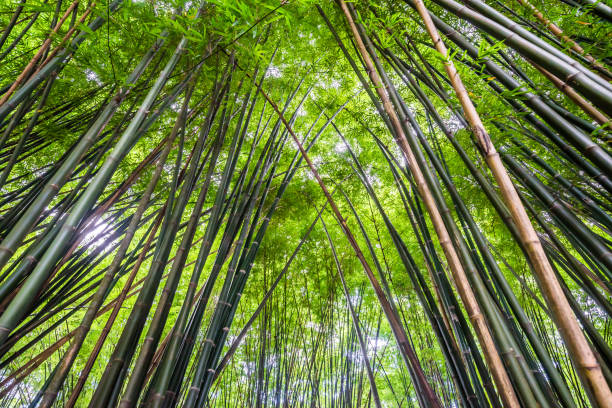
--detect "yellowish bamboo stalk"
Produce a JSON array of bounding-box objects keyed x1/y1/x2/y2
[
  {"x1": 532, "y1": 61, "x2": 610, "y2": 126},
  {"x1": 336, "y1": 2, "x2": 520, "y2": 407},
  {"x1": 410, "y1": 1, "x2": 612, "y2": 406},
  {"x1": 515, "y1": 0, "x2": 612, "y2": 81}
]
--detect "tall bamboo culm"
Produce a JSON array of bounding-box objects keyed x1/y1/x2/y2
[
  {"x1": 334, "y1": 2, "x2": 521, "y2": 407},
  {"x1": 409, "y1": 1, "x2": 612, "y2": 406}
]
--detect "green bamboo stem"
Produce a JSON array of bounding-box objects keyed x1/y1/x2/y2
[
  {"x1": 335, "y1": 3, "x2": 520, "y2": 405},
  {"x1": 433, "y1": 0, "x2": 612, "y2": 97},
  {"x1": 0, "y1": 23, "x2": 187, "y2": 347},
  {"x1": 408, "y1": 0, "x2": 612, "y2": 404},
  {"x1": 321, "y1": 217, "x2": 382, "y2": 408}
]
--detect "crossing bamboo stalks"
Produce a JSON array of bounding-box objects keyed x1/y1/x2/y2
[
  {"x1": 409, "y1": 0, "x2": 612, "y2": 405},
  {"x1": 322, "y1": 217, "x2": 382, "y2": 408},
  {"x1": 0, "y1": 0, "x2": 124, "y2": 124},
  {"x1": 0, "y1": 2, "x2": 610, "y2": 406},
  {"x1": 255, "y1": 41, "x2": 444, "y2": 408},
  {"x1": 514, "y1": 0, "x2": 612, "y2": 81},
  {"x1": 0, "y1": 27, "x2": 166, "y2": 272},
  {"x1": 389, "y1": 44, "x2": 601, "y2": 406},
  {"x1": 212, "y1": 199, "x2": 330, "y2": 385},
  {"x1": 39, "y1": 70, "x2": 200, "y2": 408},
  {"x1": 118, "y1": 63, "x2": 237, "y2": 408},
  {"x1": 333, "y1": 129, "x2": 487, "y2": 407},
  {"x1": 402, "y1": 6, "x2": 612, "y2": 181},
  {"x1": 333, "y1": 3, "x2": 520, "y2": 406},
  {"x1": 531, "y1": 62, "x2": 610, "y2": 127},
  {"x1": 0, "y1": 57, "x2": 187, "y2": 350},
  {"x1": 426, "y1": 0, "x2": 612, "y2": 116},
  {"x1": 0, "y1": 0, "x2": 79, "y2": 106}
]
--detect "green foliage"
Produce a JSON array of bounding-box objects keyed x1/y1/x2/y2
[{"x1": 0, "y1": 0, "x2": 609, "y2": 407}]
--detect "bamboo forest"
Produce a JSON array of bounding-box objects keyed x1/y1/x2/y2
[{"x1": 2, "y1": 0, "x2": 612, "y2": 406}]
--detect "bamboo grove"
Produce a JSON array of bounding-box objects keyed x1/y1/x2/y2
[{"x1": 0, "y1": 0, "x2": 610, "y2": 406}]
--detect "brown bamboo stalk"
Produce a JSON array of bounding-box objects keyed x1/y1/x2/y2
[
  {"x1": 0, "y1": 0, "x2": 79, "y2": 106},
  {"x1": 410, "y1": 1, "x2": 612, "y2": 406},
  {"x1": 515, "y1": 0, "x2": 612, "y2": 81},
  {"x1": 336, "y1": 2, "x2": 520, "y2": 407},
  {"x1": 35, "y1": 4, "x2": 95, "y2": 75},
  {"x1": 531, "y1": 61, "x2": 610, "y2": 126},
  {"x1": 248, "y1": 62, "x2": 443, "y2": 408}
]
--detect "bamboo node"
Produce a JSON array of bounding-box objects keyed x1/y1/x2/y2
[
  {"x1": 564, "y1": 71, "x2": 579, "y2": 85},
  {"x1": 467, "y1": 312, "x2": 483, "y2": 322}
]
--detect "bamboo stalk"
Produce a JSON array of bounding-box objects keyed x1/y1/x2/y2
[
  {"x1": 409, "y1": 1, "x2": 612, "y2": 405},
  {"x1": 531, "y1": 61, "x2": 610, "y2": 126},
  {"x1": 0, "y1": 0, "x2": 123, "y2": 124},
  {"x1": 514, "y1": 0, "x2": 612, "y2": 81},
  {"x1": 253, "y1": 55, "x2": 443, "y2": 408},
  {"x1": 334, "y1": 2, "x2": 520, "y2": 407}
]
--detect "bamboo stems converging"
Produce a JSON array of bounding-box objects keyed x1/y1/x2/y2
[{"x1": 0, "y1": 0, "x2": 610, "y2": 406}]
